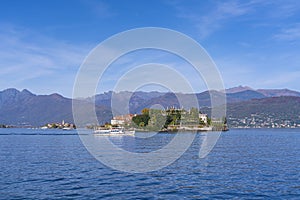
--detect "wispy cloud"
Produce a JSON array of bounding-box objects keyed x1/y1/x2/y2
[
  {"x1": 82, "y1": 0, "x2": 116, "y2": 18},
  {"x1": 273, "y1": 23, "x2": 300, "y2": 41},
  {"x1": 196, "y1": 1, "x2": 250, "y2": 38},
  {"x1": 259, "y1": 70, "x2": 300, "y2": 88},
  {"x1": 0, "y1": 24, "x2": 91, "y2": 94},
  {"x1": 258, "y1": 0, "x2": 300, "y2": 19},
  {"x1": 170, "y1": 0, "x2": 253, "y2": 38},
  {"x1": 170, "y1": 0, "x2": 300, "y2": 40}
]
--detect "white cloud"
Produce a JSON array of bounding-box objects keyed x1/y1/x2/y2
[
  {"x1": 257, "y1": 0, "x2": 300, "y2": 19},
  {"x1": 170, "y1": 0, "x2": 300, "y2": 40},
  {"x1": 82, "y1": 0, "x2": 116, "y2": 18},
  {"x1": 0, "y1": 24, "x2": 91, "y2": 93},
  {"x1": 259, "y1": 71, "x2": 300, "y2": 88},
  {"x1": 171, "y1": 0, "x2": 252, "y2": 38},
  {"x1": 273, "y1": 23, "x2": 300, "y2": 41}
]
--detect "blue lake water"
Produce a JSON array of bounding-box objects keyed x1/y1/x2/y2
[{"x1": 0, "y1": 128, "x2": 300, "y2": 199}]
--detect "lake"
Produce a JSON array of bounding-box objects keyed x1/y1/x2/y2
[{"x1": 0, "y1": 128, "x2": 300, "y2": 199}]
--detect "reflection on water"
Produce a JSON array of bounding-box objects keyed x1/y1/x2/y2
[{"x1": 0, "y1": 128, "x2": 300, "y2": 199}]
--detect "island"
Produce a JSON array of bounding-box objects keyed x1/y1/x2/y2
[
  {"x1": 91, "y1": 107, "x2": 228, "y2": 132},
  {"x1": 0, "y1": 124, "x2": 14, "y2": 128},
  {"x1": 41, "y1": 120, "x2": 76, "y2": 130}
]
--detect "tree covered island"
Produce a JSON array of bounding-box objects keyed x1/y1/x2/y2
[{"x1": 124, "y1": 107, "x2": 227, "y2": 132}]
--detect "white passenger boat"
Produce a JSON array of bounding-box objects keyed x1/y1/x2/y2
[
  {"x1": 94, "y1": 129, "x2": 111, "y2": 134},
  {"x1": 93, "y1": 128, "x2": 135, "y2": 136}
]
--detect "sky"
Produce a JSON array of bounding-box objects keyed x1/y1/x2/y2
[{"x1": 1, "y1": 0, "x2": 300, "y2": 97}]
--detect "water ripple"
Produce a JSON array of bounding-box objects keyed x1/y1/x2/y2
[{"x1": 0, "y1": 129, "x2": 300, "y2": 199}]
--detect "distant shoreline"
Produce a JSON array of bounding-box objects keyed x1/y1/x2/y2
[{"x1": 1, "y1": 127, "x2": 300, "y2": 130}]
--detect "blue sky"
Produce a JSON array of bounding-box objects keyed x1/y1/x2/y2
[{"x1": 1, "y1": 0, "x2": 300, "y2": 97}]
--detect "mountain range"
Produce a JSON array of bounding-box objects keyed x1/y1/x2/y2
[
  {"x1": 0, "y1": 88, "x2": 112, "y2": 126},
  {"x1": 0, "y1": 86, "x2": 299, "y2": 127}
]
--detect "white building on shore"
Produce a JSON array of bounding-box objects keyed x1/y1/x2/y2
[{"x1": 199, "y1": 113, "x2": 208, "y2": 124}]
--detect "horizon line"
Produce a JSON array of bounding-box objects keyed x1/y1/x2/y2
[{"x1": 1, "y1": 86, "x2": 300, "y2": 98}]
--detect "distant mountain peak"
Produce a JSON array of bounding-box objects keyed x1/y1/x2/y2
[
  {"x1": 0, "y1": 88, "x2": 20, "y2": 99},
  {"x1": 21, "y1": 89, "x2": 35, "y2": 97},
  {"x1": 257, "y1": 88, "x2": 300, "y2": 97},
  {"x1": 48, "y1": 93, "x2": 66, "y2": 100},
  {"x1": 225, "y1": 85, "x2": 254, "y2": 94},
  {"x1": 2, "y1": 88, "x2": 20, "y2": 93}
]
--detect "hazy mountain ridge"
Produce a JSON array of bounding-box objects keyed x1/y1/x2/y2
[
  {"x1": 0, "y1": 88, "x2": 112, "y2": 126},
  {"x1": 226, "y1": 86, "x2": 300, "y2": 97},
  {"x1": 226, "y1": 90, "x2": 266, "y2": 101},
  {"x1": 0, "y1": 87, "x2": 299, "y2": 126},
  {"x1": 227, "y1": 96, "x2": 300, "y2": 127},
  {"x1": 257, "y1": 89, "x2": 300, "y2": 97},
  {"x1": 225, "y1": 86, "x2": 254, "y2": 93}
]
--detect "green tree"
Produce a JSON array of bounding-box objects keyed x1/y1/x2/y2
[
  {"x1": 132, "y1": 112, "x2": 150, "y2": 127},
  {"x1": 207, "y1": 118, "x2": 212, "y2": 126}
]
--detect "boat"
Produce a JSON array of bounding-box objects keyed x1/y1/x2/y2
[
  {"x1": 124, "y1": 130, "x2": 135, "y2": 135},
  {"x1": 110, "y1": 128, "x2": 125, "y2": 134},
  {"x1": 93, "y1": 127, "x2": 135, "y2": 136},
  {"x1": 94, "y1": 129, "x2": 111, "y2": 133}
]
